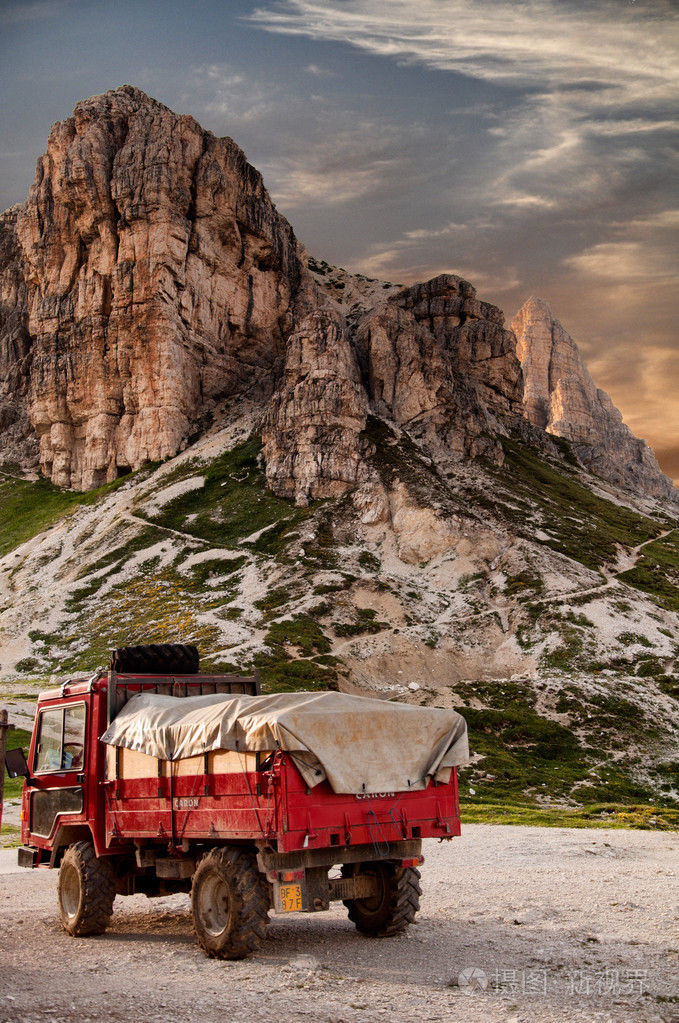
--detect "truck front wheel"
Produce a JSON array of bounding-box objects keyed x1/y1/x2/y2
[
  {"x1": 192, "y1": 846, "x2": 270, "y2": 959},
  {"x1": 57, "y1": 841, "x2": 116, "y2": 936},
  {"x1": 341, "y1": 861, "x2": 421, "y2": 937}
]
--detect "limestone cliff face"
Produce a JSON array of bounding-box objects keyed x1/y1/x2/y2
[
  {"x1": 2, "y1": 86, "x2": 303, "y2": 488},
  {"x1": 358, "y1": 275, "x2": 523, "y2": 463},
  {"x1": 0, "y1": 206, "x2": 38, "y2": 465},
  {"x1": 512, "y1": 297, "x2": 675, "y2": 501},
  {"x1": 262, "y1": 310, "x2": 370, "y2": 503},
  {"x1": 262, "y1": 274, "x2": 526, "y2": 503}
]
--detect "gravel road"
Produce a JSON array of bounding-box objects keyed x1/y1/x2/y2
[{"x1": 1, "y1": 824, "x2": 677, "y2": 1023}]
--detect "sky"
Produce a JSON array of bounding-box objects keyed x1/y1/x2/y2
[{"x1": 1, "y1": 0, "x2": 678, "y2": 479}]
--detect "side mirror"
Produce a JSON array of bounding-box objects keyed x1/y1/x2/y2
[{"x1": 5, "y1": 747, "x2": 30, "y2": 779}]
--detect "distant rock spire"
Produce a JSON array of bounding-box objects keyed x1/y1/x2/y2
[{"x1": 511, "y1": 297, "x2": 676, "y2": 501}]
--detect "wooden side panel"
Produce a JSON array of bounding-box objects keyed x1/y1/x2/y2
[
  {"x1": 210, "y1": 750, "x2": 261, "y2": 775},
  {"x1": 106, "y1": 745, "x2": 159, "y2": 780},
  {"x1": 105, "y1": 745, "x2": 267, "y2": 779},
  {"x1": 173, "y1": 751, "x2": 263, "y2": 775}
]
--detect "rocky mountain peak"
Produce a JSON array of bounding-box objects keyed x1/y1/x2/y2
[
  {"x1": 1, "y1": 86, "x2": 303, "y2": 489},
  {"x1": 0, "y1": 88, "x2": 675, "y2": 509},
  {"x1": 511, "y1": 297, "x2": 675, "y2": 502}
]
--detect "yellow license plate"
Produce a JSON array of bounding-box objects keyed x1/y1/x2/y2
[{"x1": 279, "y1": 883, "x2": 303, "y2": 913}]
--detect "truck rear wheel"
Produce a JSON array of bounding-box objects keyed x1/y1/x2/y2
[
  {"x1": 57, "y1": 841, "x2": 116, "y2": 936},
  {"x1": 341, "y1": 861, "x2": 421, "y2": 937},
  {"x1": 192, "y1": 847, "x2": 270, "y2": 959}
]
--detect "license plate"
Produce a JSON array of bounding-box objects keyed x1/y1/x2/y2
[{"x1": 278, "y1": 883, "x2": 303, "y2": 913}]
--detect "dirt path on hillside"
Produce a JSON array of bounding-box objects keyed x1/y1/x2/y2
[
  {"x1": 530, "y1": 528, "x2": 676, "y2": 608},
  {"x1": 1, "y1": 825, "x2": 677, "y2": 1023}
]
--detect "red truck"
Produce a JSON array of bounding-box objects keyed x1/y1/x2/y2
[{"x1": 9, "y1": 645, "x2": 467, "y2": 959}]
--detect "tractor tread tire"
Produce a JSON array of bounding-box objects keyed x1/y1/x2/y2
[
  {"x1": 342, "y1": 862, "x2": 421, "y2": 937},
  {"x1": 192, "y1": 846, "x2": 270, "y2": 960},
  {"x1": 110, "y1": 643, "x2": 200, "y2": 675},
  {"x1": 57, "y1": 840, "x2": 116, "y2": 936}
]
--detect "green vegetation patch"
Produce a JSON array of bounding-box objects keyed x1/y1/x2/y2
[
  {"x1": 0, "y1": 469, "x2": 156, "y2": 560},
  {"x1": 265, "y1": 615, "x2": 332, "y2": 657},
  {"x1": 358, "y1": 551, "x2": 380, "y2": 572},
  {"x1": 0, "y1": 823, "x2": 22, "y2": 849},
  {"x1": 254, "y1": 615, "x2": 338, "y2": 693},
  {"x1": 505, "y1": 572, "x2": 544, "y2": 597},
  {"x1": 142, "y1": 439, "x2": 309, "y2": 556},
  {"x1": 541, "y1": 625, "x2": 586, "y2": 671},
  {"x1": 635, "y1": 656, "x2": 669, "y2": 678},
  {"x1": 187, "y1": 556, "x2": 247, "y2": 587},
  {"x1": 454, "y1": 680, "x2": 663, "y2": 807},
  {"x1": 299, "y1": 512, "x2": 339, "y2": 572},
  {"x1": 40, "y1": 558, "x2": 239, "y2": 673},
  {"x1": 618, "y1": 530, "x2": 679, "y2": 612},
  {"x1": 555, "y1": 688, "x2": 640, "y2": 732},
  {"x1": 502, "y1": 439, "x2": 660, "y2": 570},
  {"x1": 457, "y1": 701, "x2": 591, "y2": 804},
  {"x1": 460, "y1": 802, "x2": 679, "y2": 830},
  {"x1": 332, "y1": 607, "x2": 389, "y2": 637},
  {"x1": 254, "y1": 585, "x2": 297, "y2": 618},
  {"x1": 314, "y1": 577, "x2": 355, "y2": 596},
  {"x1": 658, "y1": 677, "x2": 679, "y2": 701},
  {"x1": 255, "y1": 656, "x2": 338, "y2": 693},
  {"x1": 75, "y1": 526, "x2": 169, "y2": 580},
  {"x1": 460, "y1": 438, "x2": 661, "y2": 572},
  {"x1": 67, "y1": 526, "x2": 168, "y2": 608}
]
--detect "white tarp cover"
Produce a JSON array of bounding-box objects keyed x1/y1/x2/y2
[{"x1": 101, "y1": 690, "x2": 469, "y2": 794}]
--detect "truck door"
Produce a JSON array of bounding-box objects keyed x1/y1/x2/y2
[{"x1": 29, "y1": 702, "x2": 87, "y2": 841}]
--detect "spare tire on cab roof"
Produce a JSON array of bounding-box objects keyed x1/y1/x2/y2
[{"x1": 110, "y1": 643, "x2": 200, "y2": 675}]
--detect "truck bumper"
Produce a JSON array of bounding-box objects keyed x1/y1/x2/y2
[
  {"x1": 256, "y1": 837, "x2": 422, "y2": 873},
  {"x1": 17, "y1": 847, "x2": 38, "y2": 868}
]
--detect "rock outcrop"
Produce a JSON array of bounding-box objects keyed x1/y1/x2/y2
[
  {"x1": 356, "y1": 275, "x2": 523, "y2": 465},
  {"x1": 0, "y1": 206, "x2": 38, "y2": 466},
  {"x1": 262, "y1": 310, "x2": 370, "y2": 504},
  {"x1": 1, "y1": 86, "x2": 303, "y2": 488},
  {"x1": 262, "y1": 274, "x2": 526, "y2": 503},
  {"x1": 512, "y1": 297, "x2": 676, "y2": 501}
]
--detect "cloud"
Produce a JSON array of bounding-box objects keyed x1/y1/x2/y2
[
  {"x1": 178, "y1": 64, "x2": 274, "y2": 126},
  {"x1": 248, "y1": 1, "x2": 679, "y2": 103},
  {"x1": 0, "y1": 0, "x2": 82, "y2": 24},
  {"x1": 563, "y1": 241, "x2": 676, "y2": 284},
  {"x1": 551, "y1": 206, "x2": 679, "y2": 468},
  {"x1": 352, "y1": 215, "x2": 521, "y2": 294},
  {"x1": 259, "y1": 120, "x2": 425, "y2": 207},
  {"x1": 248, "y1": 1, "x2": 679, "y2": 217},
  {"x1": 562, "y1": 209, "x2": 679, "y2": 285},
  {"x1": 304, "y1": 64, "x2": 334, "y2": 77},
  {"x1": 592, "y1": 344, "x2": 679, "y2": 469},
  {"x1": 175, "y1": 64, "x2": 428, "y2": 215}
]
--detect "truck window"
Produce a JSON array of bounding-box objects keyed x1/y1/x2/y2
[
  {"x1": 34, "y1": 704, "x2": 86, "y2": 773},
  {"x1": 64, "y1": 705, "x2": 85, "y2": 769}
]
